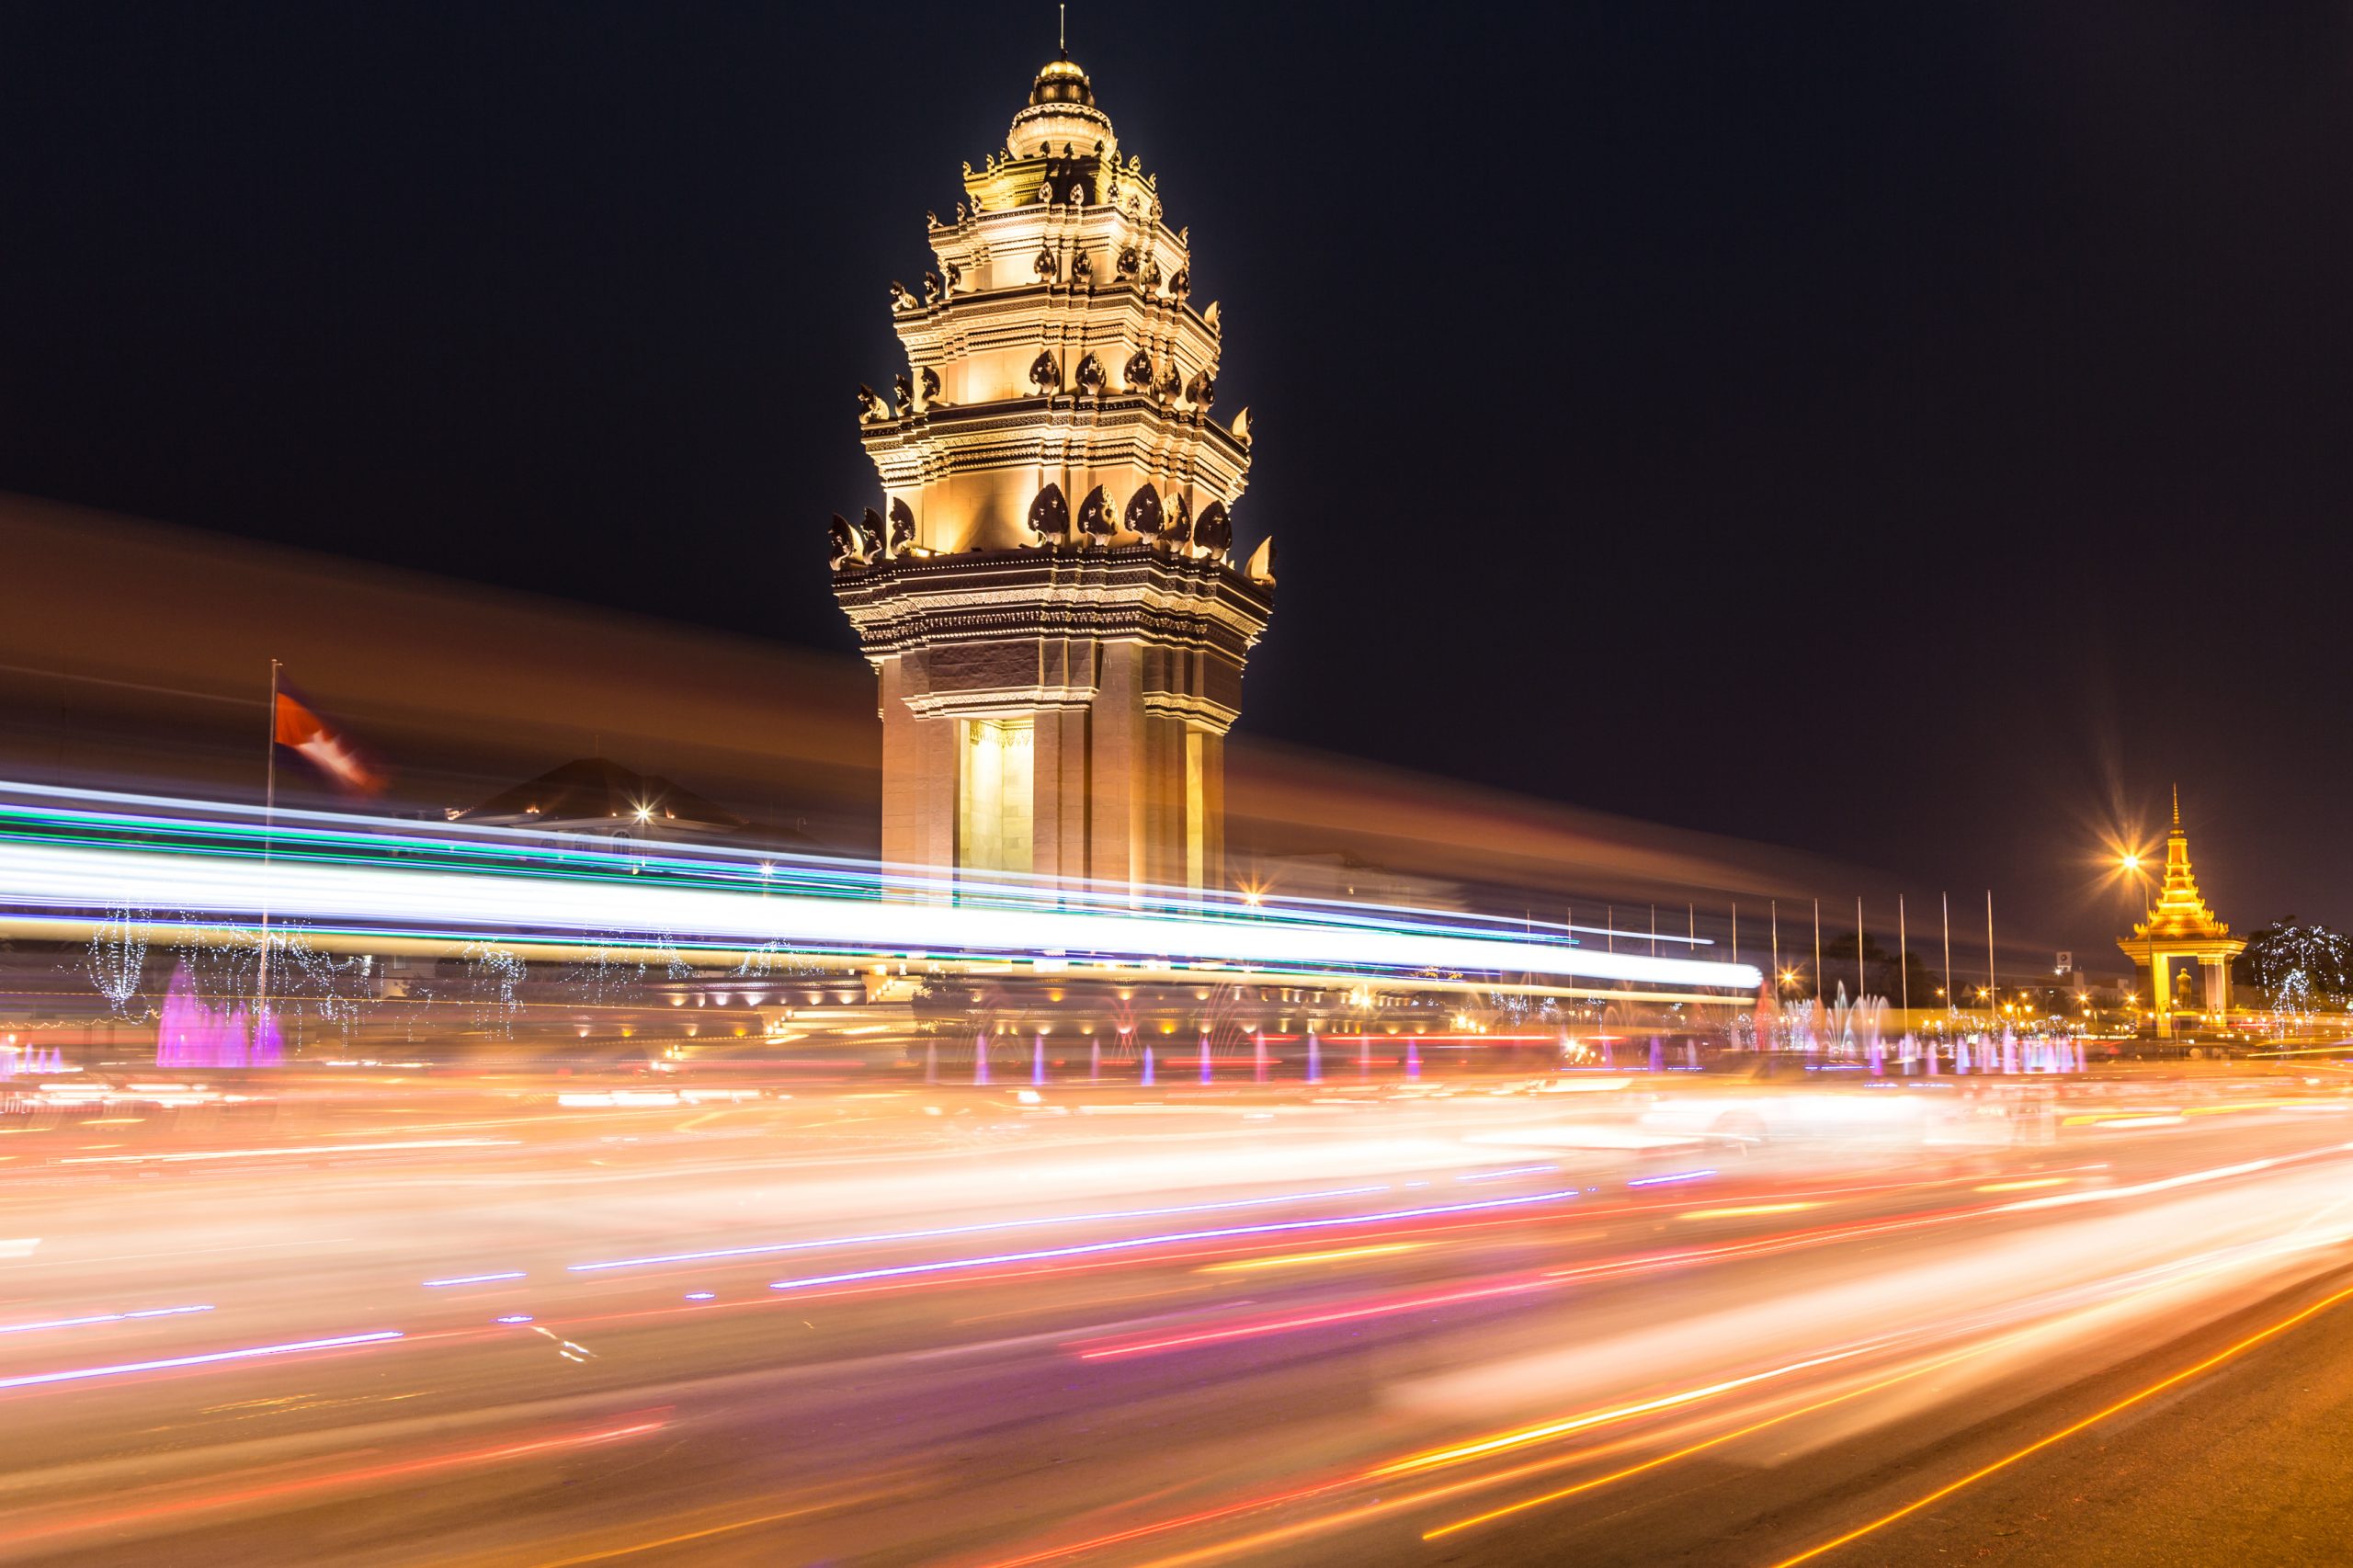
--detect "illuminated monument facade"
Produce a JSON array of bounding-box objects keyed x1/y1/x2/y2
[
  {"x1": 2115, "y1": 791, "x2": 2245, "y2": 1039},
  {"x1": 831, "y1": 52, "x2": 1273, "y2": 902}
]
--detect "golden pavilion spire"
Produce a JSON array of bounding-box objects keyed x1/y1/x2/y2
[{"x1": 2135, "y1": 790, "x2": 2227, "y2": 940}]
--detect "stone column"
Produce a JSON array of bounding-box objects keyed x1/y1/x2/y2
[
  {"x1": 1139, "y1": 709, "x2": 1182, "y2": 896},
  {"x1": 1029, "y1": 704, "x2": 1086, "y2": 898},
  {"x1": 879, "y1": 657, "x2": 955, "y2": 898},
  {"x1": 2151, "y1": 952, "x2": 2173, "y2": 1039},
  {"x1": 2203, "y1": 958, "x2": 2230, "y2": 1019},
  {"x1": 1198, "y1": 724, "x2": 1226, "y2": 896},
  {"x1": 1089, "y1": 641, "x2": 1145, "y2": 903}
]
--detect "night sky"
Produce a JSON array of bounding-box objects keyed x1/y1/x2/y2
[{"x1": 5, "y1": 3, "x2": 2350, "y2": 953}]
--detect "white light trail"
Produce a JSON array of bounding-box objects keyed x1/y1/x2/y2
[
  {"x1": 55, "y1": 1138, "x2": 521, "y2": 1166},
  {"x1": 566, "y1": 1184, "x2": 1394, "y2": 1274},
  {"x1": 0, "y1": 1331, "x2": 403, "y2": 1392},
  {"x1": 0, "y1": 1304, "x2": 213, "y2": 1337},
  {"x1": 0, "y1": 836, "x2": 1762, "y2": 991}
]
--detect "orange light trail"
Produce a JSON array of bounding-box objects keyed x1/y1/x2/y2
[
  {"x1": 1680, "y1": 1201, "x2": 1822, "y2": 1220},
  {"x1": 1198, "y1": 1242, "x2": 1420, "y2": 1273},
  {"x1": 1073, "y1": 1274, "x2": 1552, "y2": 1359},
  {"x1": 1420, "y1": 1339, "x2": 2008, "y2": 1541},
  {"x1": 1114, "y1": 1335, "x2": 2020, "y2": 1564},
  {"x1": 0, "y1": 1415, "x2": 666, "y2": 1554},
  {"x1": 529, "y1": 1481, "x2": 923, "y2": 1566},
  {"x1": 1769, "y1": 1276, "x2": 2353, "y2": 1566},
  {"x1": 1372, "y1": 1343, "x2": 1873, "y2": 1478},
  {"x1": 1078, "y1": 1188, "x2": 2061, "y2": 1363}
]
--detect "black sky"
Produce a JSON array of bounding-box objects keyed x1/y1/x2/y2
[{"x1": 3, "y1": 2, "x2": 2350, "y2": 954}]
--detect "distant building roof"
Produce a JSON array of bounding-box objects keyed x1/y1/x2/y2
[{"x1": 459, "y1": 757, "x2": 748, "y2": 835}]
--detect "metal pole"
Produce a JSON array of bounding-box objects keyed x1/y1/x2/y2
[
  {"x1": 1942, "y1": 892, "x2": 1952, "y2": 1011},
  {"x1": 1986, "y1": 890, "x2": 1997, "y2": 1022},
  {"x1": 256, "y1": 658, "x2": 279, "y2": 1028},
  {"x1": 1856, "y1": 895, "x2": 1865, "y2": 998},
  {"x1": 1898, "y1": 894, "x2": 1909, "y2": 1014},
  {"x1": 1731, "y1": 902, "x2": 1738, "y2": 970},
  {"x1": 1813, "y1": 898, "x2": 1822, "y2": 1002},
  {"x1": 1771, "y1": 900, "x2": 1779, "y2": 994}
]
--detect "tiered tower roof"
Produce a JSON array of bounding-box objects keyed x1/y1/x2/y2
[{"x1": 829, "y1": 51, "x2": 1262, "y2": 577}]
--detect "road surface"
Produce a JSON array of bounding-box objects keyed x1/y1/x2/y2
[{"x1": 1, "y1": 1064, "x2": 2350, "y2": 1564}]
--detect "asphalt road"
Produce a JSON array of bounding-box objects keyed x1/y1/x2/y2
[{"x1": 2, "y1": 1064, "x2": 2350, "y2": 1565}]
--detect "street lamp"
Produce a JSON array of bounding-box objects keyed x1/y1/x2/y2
[{"x1": 2118, "y1": 850, "x2": 2152, "y2": 915}]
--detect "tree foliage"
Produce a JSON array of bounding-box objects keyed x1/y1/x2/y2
[{"x1": 2244, "y1": 921, "x2": 2352, "y2": 1017}]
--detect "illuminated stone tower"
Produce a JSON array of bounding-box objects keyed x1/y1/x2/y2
[
  {"x1": 2115, "y1": 789, "x2": 2245, "y2": 1038},
  {"x1": 831, "y1": 51, "x2": 1274, "y2": 902}
]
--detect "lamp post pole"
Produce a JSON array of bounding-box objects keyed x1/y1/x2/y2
[{"x1": 1985, "y1": 891, "x2": 1997, "y2": 1027}]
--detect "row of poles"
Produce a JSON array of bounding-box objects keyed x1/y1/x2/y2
[
  {"x1": 926, "y1": 1031, "x2": 1426, "y2": 1086},
  {"x1": 1585, "y1": 892, "x2": 2006, "y2": 1012}
]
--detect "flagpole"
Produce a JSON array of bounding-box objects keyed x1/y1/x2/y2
[
  {"x1": 1942, "y1": 892, "x2": 1953, "y2": 1012},
  {"x1": 1985, "y1": 890, "x2": 1997, "y2": 1025},
  {"x1": 1898, "y1": 894, "x2": 1909, "y2": 1015},
  {"x1": 256, "y1": 658, "x2": 279, "y2": 1031}
]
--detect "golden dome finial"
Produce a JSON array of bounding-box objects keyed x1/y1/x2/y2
[{"x1": 1029, "y1": 52, "x2": 1093, "y2": 106}]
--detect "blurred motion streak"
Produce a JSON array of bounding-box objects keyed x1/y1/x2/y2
[
  {"x1": 1769, "y1": 1278, "x2": 2353, "y2": 1567},
  {"x1": 1072, "y1": 1276, "x2": 1552, "y2": 1360},
  {"x1": 0, "y1": 1415, "x2": 666, "y2": 1556},
  {"x1": 566, "y1": 1183, "x2": 1392, "y2": 1275},
  {"x1": 763, "y1": 1187, "x2": 1585, "y2": 1293},
  {"x1": 0, "y1": 1330, "x2": 402, "y2": 1393}
]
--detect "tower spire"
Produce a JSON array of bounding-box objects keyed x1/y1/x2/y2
[
  {"x1": 1059, "y1": 2, "x2": 1066, "y2": 55},
  {"x1": 2172, "y1": 783, "x2": 2180, "y2": 830}
]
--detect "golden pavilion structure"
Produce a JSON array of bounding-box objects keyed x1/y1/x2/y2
[{"x1": 2116, "y1": 790, "x2": 2244, "y2": 1038}]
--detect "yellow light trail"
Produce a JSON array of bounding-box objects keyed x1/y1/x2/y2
[
  {"x1": 529, "y1": 1482, "x2": 918, "y2": 1567},
  {"x1": 1199, "y1": 1244, "x2": 1419, "y2": 1274},
  {"x1": 1371, "y1": 1344, "x2": 1870, "y2": 1478},
  {"x1": 1423, "y1": 1342, "x2": 2005, "y2": 1541},
  {"x1": 992, "y1": 1169, "x2": 2353, "y2": 1568},
  {"x1": 1768, "y1": 1276, "x2": 2353, "y2": 1566},
  {"x1": 1109, "y1": 1338, "x2": 2018, "y2": 1566},
  {"x1": 1680, "y1": 1201, "x2": 1821, "y2": 1221},
  {"x1": 1974, "y1": 1177, "x2": 2070, "y2": 1193}
]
